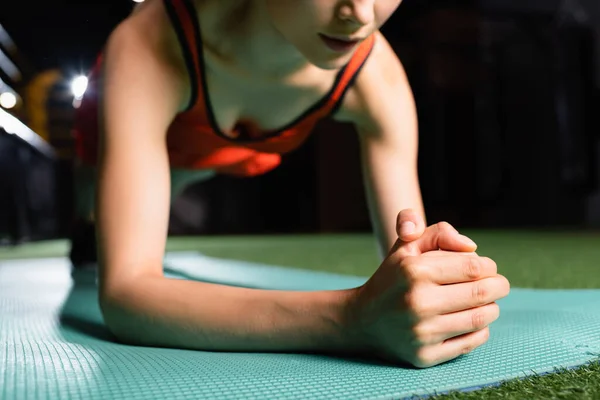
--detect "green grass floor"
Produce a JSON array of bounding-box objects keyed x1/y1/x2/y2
[{"x1": 1, "y1": 230, "x2": 599, "y2": 399}]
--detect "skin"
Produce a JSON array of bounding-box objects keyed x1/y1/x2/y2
[{"x1": 93, "y1": 0, "x2": 510, "y2": 367}]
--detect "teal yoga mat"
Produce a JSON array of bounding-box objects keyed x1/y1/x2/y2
[{"x1": 2, "y1": 253, "x2": 599, "y2": 399}]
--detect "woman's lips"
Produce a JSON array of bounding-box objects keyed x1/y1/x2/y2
[{"x1": 319, "y1": 34, "x2": 360, "y2": 53}]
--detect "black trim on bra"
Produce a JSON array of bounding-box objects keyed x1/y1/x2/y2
[
  {"x1": 183, "y1": 0, "x2": 370, "y2": 143},
  {"x1": 163, "y1": 0, "x2": 198, "y2": 112},
  {"x1": 327, "y1": 40, "x2": 375, "y2": 118}
]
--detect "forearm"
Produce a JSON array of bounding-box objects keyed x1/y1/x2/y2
[
  {"x1": 372, "y1": 196, "x2": 425, "y2": 256},
  {"x1": 100, "y1": 275, "x2": 358, "y2": 353},
  {"x1": 363, "y1": 164, "x2": 426, "y2": 257}
]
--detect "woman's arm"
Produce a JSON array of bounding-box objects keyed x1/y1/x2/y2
[
  {"x1": 96, "y1": 14, "x2": 356, "y2": 353},
  {"x1": 336, "y1": 32, "x2": 426, "y2": 257}
]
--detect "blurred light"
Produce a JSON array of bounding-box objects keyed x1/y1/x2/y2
[
  {"x1": 133, "y1": 0, "x2": 144, "y2": 2},
  {"x1": 0, "y1": 107, "x2": 20, "y2": 134},
  {"x1": 0, "y1": 48, "x2": 21, "y2": 81},
  {"x1": 0, "y1": 108, "x2": 56, "y2": 158},
  {"x1": 71, "y1": 75, "x2": 88, "y2": 99},
  {"x1": 0, "y1": 25, "x2": 15, "y2": 52},
  {"x1": 0, "y1": 92, "x2": 16, "y2": 109}
]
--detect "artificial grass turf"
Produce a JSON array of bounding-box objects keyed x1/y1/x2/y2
[
  {"x1": 427, "y1": 360, "x2": 600, "y2": 400},
  {"x1": 161, "y1": 231, "x2": 600, "y2": 289},
  {"x1": 1, "y1": 230, "x2": 599, "y2": 398}
]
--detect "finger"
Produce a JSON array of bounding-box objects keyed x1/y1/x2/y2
[
  {"x1": 397, "y1": 222, "x2": 477, "y2": 258},
  {"x1": 396, "y1": 209, "x2": 426, "y2": 242},
  {"x1": 419, "y1": 252, "x2": 497, "y2": 284},
  {"x1": 431, "y1": 275, "x2": 510, "y2": 314},
  {"x1": 413, "y1": 303, "x2": 500, "y2": 345},
  {"x1": 416, "y1": 327, "x2": 490, "y2": 368}
]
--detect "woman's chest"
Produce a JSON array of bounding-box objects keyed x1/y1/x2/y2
[{"x1": 200, "y1": 63, "x2": 341, "y2": 137}]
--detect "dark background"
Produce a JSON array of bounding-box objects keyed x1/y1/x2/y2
[{"x1": 1, "y1": 0, "x2": 600, "y2": 243}]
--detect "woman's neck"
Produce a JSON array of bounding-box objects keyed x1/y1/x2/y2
[{"x1": 195, "y1": 0, "x2": 311, "y2": 81}]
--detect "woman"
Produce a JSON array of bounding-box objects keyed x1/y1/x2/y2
[{"x1": 70, "y1": 0, "x2": 510, "y2": 368}]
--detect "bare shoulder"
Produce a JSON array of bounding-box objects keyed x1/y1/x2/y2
[
  {"x1": 333, "y1": 31, "x2": 413, "y2": 135},
  {"x1": 103, "y1": 0, "x2": 192, "y2": 111},
  {"x1": 111, "y1": 0, "x2": 184, "y2": 63}
]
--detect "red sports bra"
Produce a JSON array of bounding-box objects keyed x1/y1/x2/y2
[{"x1": 74, "y1": 0, "x2": 376, "y2": 177}]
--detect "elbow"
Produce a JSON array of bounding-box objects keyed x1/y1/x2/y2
[
  {"x1": 99, "y1": 284, "x2": 146, "y2": 346},
  {"x1": 98, "y1": 262, "x2": 165, "y2": 346}
]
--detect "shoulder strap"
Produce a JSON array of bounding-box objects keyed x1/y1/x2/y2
[
  {"x1": 163, "y1": 0, "x2": 203, "y2": 112},
  {"x1": 321, "y1": 34, "x2": 377, "y2": 116}
]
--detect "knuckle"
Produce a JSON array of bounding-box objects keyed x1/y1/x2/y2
[
  {"x1": 402, "y1": 290, "x2": 419, "y2": 313},
  {"x1": 465, "y1": 257, "x2": 482, "y2": 280},
  {"x1": 411, "y1": 324, "x2": 433, "y2": 345},
  {"x1": 462, "y1": 329, "x2": 490, "y2": 357},
  {"x1": 461, "y1": 329, "x2": 489, "y2": 355},
  {"x1": 396, "y1": 242, "x2": 418, "y2": 259},
  {"x1": 472, "y1": 281, "x2": 488, "y2": 304},
  {"x1": 402, "y1": 259, "x2": 427, "y2": 283},
  {"x1": 461, "y1": 342, "x2": 476, "y2": 355},
  {"x1": 403, "y1": 289, "x2": 427, "y2": 319},
  {"x1": 471, "y1": 310, "x2": 486, "y2": 330},
  {"x1": 436, "y1": 221, "x2": 454, "y2": 233}
]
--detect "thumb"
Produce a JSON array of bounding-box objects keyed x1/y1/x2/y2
[
  {"x1": 396, "y1": 209, "x2": 426, "y2": 243},
  {"x1": 396, "y1": 221, "x2": 478, "y2": 258}
]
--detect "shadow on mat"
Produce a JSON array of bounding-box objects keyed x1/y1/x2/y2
[
  {"x1": 59, "y1": 315, "x2": 115, "y2": 342},
  {"x1": 58, "y1": 269, "x2": 117, "y2": 343}
]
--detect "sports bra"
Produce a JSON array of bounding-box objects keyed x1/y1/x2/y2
[{"x1": 74, "y1": 0, "x2": 376, "y2": 177}]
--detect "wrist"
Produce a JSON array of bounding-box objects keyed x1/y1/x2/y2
[
  {"x1": 317, "y1": 287, "x2": 370, "y2": 356},
  {"x1": 271, "y1": 287, "x2": 365, "y2": 355}
]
